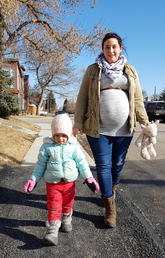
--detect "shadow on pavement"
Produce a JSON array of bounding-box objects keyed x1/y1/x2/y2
[
  {"x1": 0, "y1": 217, "x2": 44, "y2": 250},
  {"x1": 75, "y1": 195, "x2": 103, "y2": 207},
  {"x1": 0, "y1": 186, "x2": 46, "y2": 209},
  {"x1": 73, "y1": 210, "x2": 106, "y2": 229}
]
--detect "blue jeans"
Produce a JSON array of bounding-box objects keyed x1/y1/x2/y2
[{"x1": 87, "y1": 135, "x2": 132, "y2": 198}]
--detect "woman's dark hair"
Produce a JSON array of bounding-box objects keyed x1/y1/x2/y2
[{"x1": 102, "y1": 32, "x2": 126, "y2": 53}]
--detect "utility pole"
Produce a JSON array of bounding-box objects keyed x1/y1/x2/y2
[{"x1": 154, "y1": 86, "x2": 157, "y2": 100}]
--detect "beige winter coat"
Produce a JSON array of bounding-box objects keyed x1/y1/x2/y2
[{"x1": 74, "y1": 63, "x2": 149, "y2": 138}]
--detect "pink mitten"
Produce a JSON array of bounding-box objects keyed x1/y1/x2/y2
[
  {"x1": 24, "y1": 179, "x2": 36, "y2": 193},
  {"x1": 84, "y1": 177, "x2": 100, "y2": 193}
]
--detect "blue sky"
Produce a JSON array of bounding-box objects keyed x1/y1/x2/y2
[{"x1": 30, "y1": 0, "x2": 165, "y2": 106}]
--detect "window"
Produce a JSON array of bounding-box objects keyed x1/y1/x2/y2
[{"x1": 3, "y1": 68, "x2": 14, "y2": 88}]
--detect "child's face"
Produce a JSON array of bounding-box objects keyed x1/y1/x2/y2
[{"x1": 53, "y1": 133, "x2": 68, "y2": 144}]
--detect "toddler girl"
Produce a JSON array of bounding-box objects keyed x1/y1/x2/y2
[{"x1": 24, "y1": 112, "x2": 99, "y2": 246}]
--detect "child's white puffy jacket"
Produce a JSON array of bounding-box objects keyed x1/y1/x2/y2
[{"x1": 30, "y1": 140, "x2": 93, "y2": 183}]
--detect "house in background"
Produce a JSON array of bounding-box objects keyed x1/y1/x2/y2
[{"x1": 2, "y1": 58, "x2": 30, "y2": 112}]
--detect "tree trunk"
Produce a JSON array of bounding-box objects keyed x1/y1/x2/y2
[
  {"x1": 37, "y1": 87, "x2": 45, "y2": 115},
  {"x1": 0, "y1": 8, "x2": 4, "y2": 61}
]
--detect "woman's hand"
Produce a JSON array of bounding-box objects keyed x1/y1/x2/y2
[{"x1": 73, "y1": 128, "x2": 83, "y2": 136}]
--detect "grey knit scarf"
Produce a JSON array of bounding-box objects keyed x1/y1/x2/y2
[{"x1": 96, "y1": 54, "x2": 127, "y2": 81}]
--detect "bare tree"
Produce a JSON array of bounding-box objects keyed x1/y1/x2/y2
[
  {"x1": 0, "y1": 0, "x2": 107, "y2": 111},
  {"x1": 63, "y1": 98, "x2": 76, "y2": 113},
  {"x1": 0, "y1": 0, "x2": 107, "y2": 60},
  {"x1": 25, "y1": 42, "x2": 75, "y2": 114},
  {"x1": 142, "y1": 90, "x2": 148, "y2": 100}
]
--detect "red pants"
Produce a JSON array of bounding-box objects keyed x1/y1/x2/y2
[{"x1": 46, "y1": 181, "x2": 76, "y2": 221}]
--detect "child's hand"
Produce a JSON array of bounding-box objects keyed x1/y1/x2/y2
[
  {"x1": 24, "y1": 179, "x2": 36, "y2": 193},
  {"x1": 84, "y1": 177, "x2": 100, "y2": 193}
]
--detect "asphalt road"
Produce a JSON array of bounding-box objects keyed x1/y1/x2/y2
[{"x1": 0, "y1": 116, "x2": 164, "y2": 258}]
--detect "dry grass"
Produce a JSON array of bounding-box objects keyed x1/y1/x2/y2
[
  {"x1": 0, "y1": 116, "x2": 41, "y2": 167},
  {"x1": 0, "y1": 116, "x2": 40, "y2": 132}
]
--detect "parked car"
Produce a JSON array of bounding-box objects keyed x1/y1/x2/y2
[
  {"x1": 144, "y1": 101, "x2": 165, "y2": 122},
  {"x1": 39, "y1": 111, "x2": 48, "y2": 116}
]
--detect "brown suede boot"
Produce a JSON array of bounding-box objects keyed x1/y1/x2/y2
[{"x1": 103, "y1": 196, "x2": 116, "y2": 228}]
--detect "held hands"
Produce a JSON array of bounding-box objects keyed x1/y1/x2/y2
[
  {"x1": 73, "y1": 128, "x2": 83, "y2": 137},
  {"x1": 24, "y1": 179, "x2": 36, "y2": 193},
  {"x1": 83, "y1": 177, "x2": 100, "y2": 193}
]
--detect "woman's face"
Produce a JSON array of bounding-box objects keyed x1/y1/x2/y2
[{"x1": 103, "y1": 38, "x2": 122, "y2": 64}]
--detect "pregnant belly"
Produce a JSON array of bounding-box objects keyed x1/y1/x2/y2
[{"x1": 100, "y1": 90, "x2": 129, "y2": 128}]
